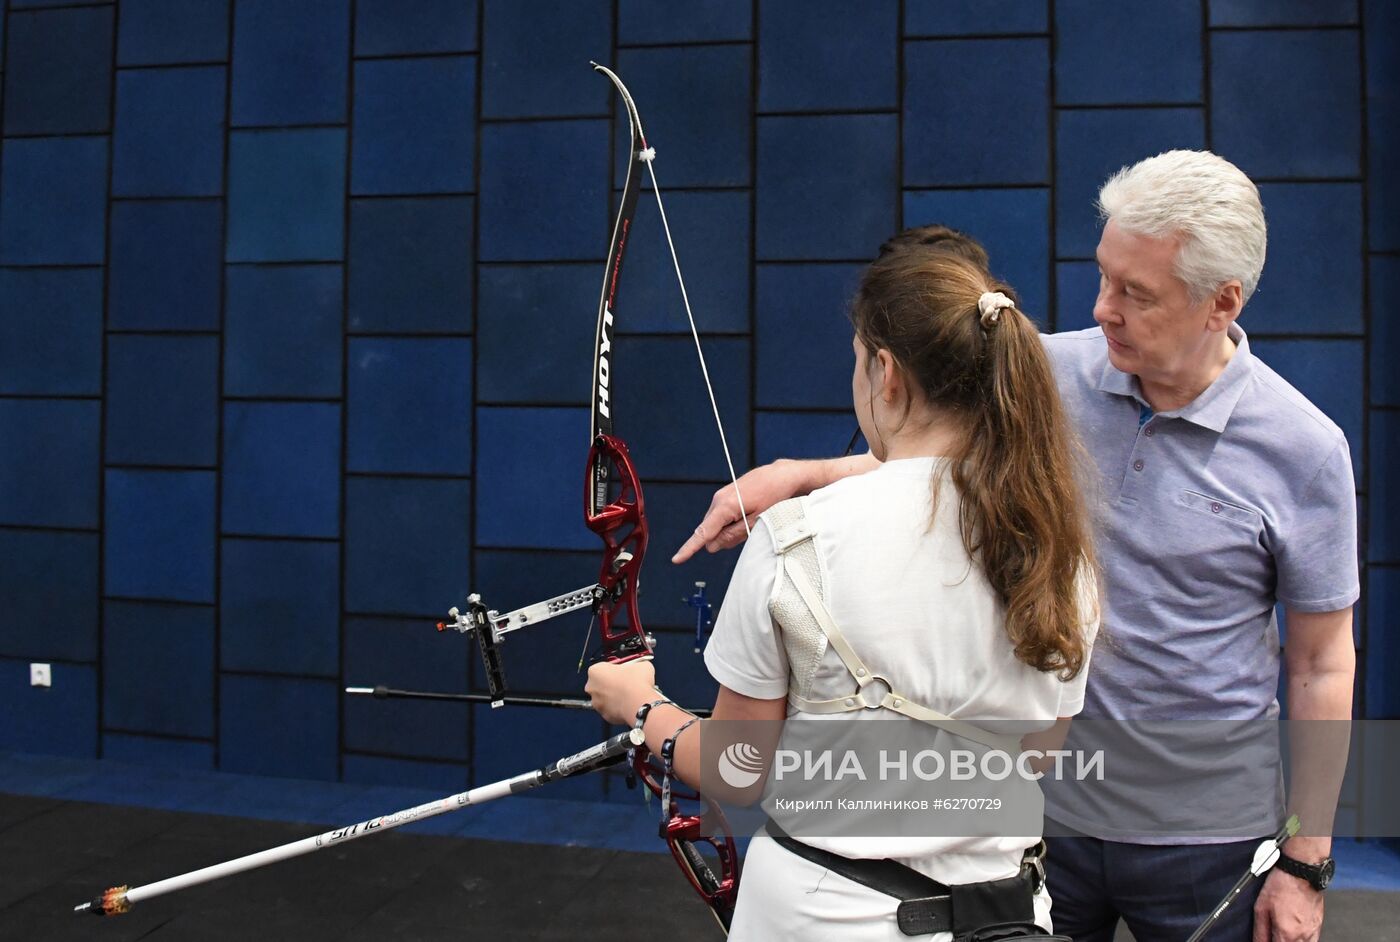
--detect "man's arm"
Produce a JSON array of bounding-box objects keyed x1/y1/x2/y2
[
  {"x1": 671, "y1": 453, "x2": 882, "y2": 563},
  {"x1": 1279, "y1": 605, "x2": 1355, "y2": 857},
  {"x1": 1253, "y1": 606, "x2": 1354, "y2": 942}
]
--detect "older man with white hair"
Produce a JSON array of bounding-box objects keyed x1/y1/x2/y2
[{"x1": 675, "y1": 151, "x2": 1357, "y2": 942}]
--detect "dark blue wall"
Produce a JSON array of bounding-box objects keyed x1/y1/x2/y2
[{"x1": 0, "y1": 0, "x2": 1395, "y2": 811}]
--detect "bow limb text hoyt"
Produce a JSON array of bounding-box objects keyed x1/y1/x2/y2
[{"x1": 432, "y1": 63, "x2": 743, "y2": 932}]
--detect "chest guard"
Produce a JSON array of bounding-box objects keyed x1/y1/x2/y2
[{"x1": 762, "y1": 497, "x2": 1020, "y2": 755}]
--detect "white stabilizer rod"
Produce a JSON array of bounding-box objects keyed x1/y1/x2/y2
[{"x1": 73, "y1": 728, "x2": 644, "y2": 916}]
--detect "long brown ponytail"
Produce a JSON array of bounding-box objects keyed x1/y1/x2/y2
[{"x1": 850, "y1": 249, "x2": 1095, "y2": 678}]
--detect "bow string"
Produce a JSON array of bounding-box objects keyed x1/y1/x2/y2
[{"x1": 438, "y1": 62, "x2": 747, "y2": 933}]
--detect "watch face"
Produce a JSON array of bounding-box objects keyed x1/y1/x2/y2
[{"x1": 1317, "y1": 857, "x2": 1336, "y2": 890}]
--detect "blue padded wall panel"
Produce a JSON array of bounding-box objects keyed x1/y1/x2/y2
[
  {"x1": 1372, "y1": 258, "x2": 1400, "y2": 406},
  {"x1": 623, "y1": 337, "x2": 750, "y2": 481},
  {"x1": 355, "y1": 0, "x2": 477, "y2": 56},
  {"x1": 904, "y1": 188, "x2": 1051, "y2": 325},
  {"x1": 618, "y1": 0, "x2": 751, "y2": 43},
  {"x1": 1249, "y1": 184, "x2": 1362, "y2": 335},
  {"x1": 612, "y1": 190, "x2": 750, "y2": 333},
  {"x1": 344, "y1": 476, "x2": 471, "y2": 615},
  {"x1": 224, "y1": 265, "x2": 343, "y2": 398},
  {"x1": 480, "y1": 0, "x2": 609, "y2": 119},
  {"x1": 755, "y1": 263, "x2": 862, "y2": 409},
  {"x1": 102, "y1": 733, "x2": 215, "y2": 770},
  {"x1": 342, "y1": 754, "x2": 468, "y2": 792},
  {"x1": 348, "y1": 197, "x2": 473, "y2": 333},
  {"x1": 1209, "y1": 0, "x2": 1357, "y2": 26},
  {"x1": 1368, "y1": 0, "x2": 1400, "y2": 251},
  {"x1": 472, "y1": 704, "x2": 606, "y2": 799},
  {"x1": 1365, "y1": 569, "x2": 1400, "y2": 718},
  {"x1": 221, "y1": 538, "x2": 340, "y2": 677},
  {"x1": 343, "y1": 616, "x2": 470, "y2": 761},
  {"x1": 1054, "y1": 108, "x2": 1205, "y2": 258},
  {"x1": 105, "y1": 334, "x2": 220, "y2": 467},
  {"x1": 2, "y1": 6, "x2": 113, "y2": 135},
  {"x1": 474, "y1": 407, "x2": 589, "y2": 549},
  {"x1": 904, "y1": 39, "x2": 1048, "y2": 186},
  {"x1": 648, "y1": 627, "x2": 724, "y2": 713},
  {"x1": 351, "y1": 56, "x2": 476, "y2": 196},
  {"x1": 757, "y1": 114, "x2": 897, "y2": 260},
  {"x1": 755, "y1": 411, "x2": 861, "y2": 465},
  {"x1": 1055, "y1": 0, "x2": 1200, "y2": 105},
  {"x1": 219, "y1": 674, "x2": 338, "y2": 779},
  {"x1": 0, "y1": 0, "x2": 1390, "y2": 792},
  {"x1": 0, "y1": 137, "x2": 107, "y2": 265},
  {"x1": 108, "y1": 200, "x2": 223, "y2": 330},
  {"x1": 104, "y1": 470, "x2": 215, "y2": 602},
  {"x1": 227, "y1": 129, "x2": 346, "y2": 262},
  {"x1": 0, "y1": 659, "x2": 97, "y2": 758},
  {"x1": 469, "y1": 550, "x2": 602, "y2": 693},
  {"x1": 642, "y1": 482, "x2": 740, "y2": 634},
  {"x1": 906, "y1": 0, "x2": 1046, "y2": 35},
  {"x1": 614, "y1": 45, "x2": 751, "y2": 188},
  {"x1": 1056, "y1": 261, "x2": 1101, "y2": 333},
  {"x1": 230, "y1": 0, "x2": 348, "y2": 126},
  {"x1": 117, "y1": 0, "x2": 229, "y2": 66},
  {"x1": 347, "y1": 337, "x2": 473, "y2": 475},
  {"x1": 476, "y1": 264, "x2": 594, "y2": 403},
  {"x1": 1211, "y1": 30, "x2": 1361, "y2": 180},
  {"x1": 758, "y1": 0, "x2": 897, "y2": 112},
  {"x1": 1248, "y1": 339, "x2": 1363, "y2": 480},
  {"x1": 0, "y1": 529, "x2": 98, "y2": 661},
  {"x1": 103, "y1": 601, "x2": 214, "y2": 738},
  {"x1": 0, "y1": 400, "x2": 99, "y2": 528},
  {"x1": 478, "y1": 120, "x2": 608, "y2": 261},
  {"x1": 222, "y1": 402, "x2": 341, "y2": 538},
  {"x1": 112, "y1": 66, "x2": 225, "y2": 198},
  {"x1": 1371, "y1": 412, "x2": 1400, "y2": 563},
  {"x1": 0, "y1": 268, "x2": 102, "y2": 395}
]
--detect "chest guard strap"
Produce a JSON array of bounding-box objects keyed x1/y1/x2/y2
[{"x1": 763, "y1": 497, "x2": 1019, "y2": 755}]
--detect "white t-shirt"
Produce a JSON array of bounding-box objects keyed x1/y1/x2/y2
[{"x1": 704, "y1": 457, "x2": 1097, "y2": 939}]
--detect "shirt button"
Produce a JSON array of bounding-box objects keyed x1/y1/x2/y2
[
  {"x1": 1133, "y1": 459, "x2": 1144, "y2": 472},
  {"x1": 1144, "y1": 426, "x2": 1155, "y2": 437},
  {"x1": 1211, "y1": 502, "x2": 1222, "y2": 513}
]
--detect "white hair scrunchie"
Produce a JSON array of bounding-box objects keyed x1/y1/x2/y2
[{"x1": 977, "y1": 291, "x2": 1015, "y2": 329}]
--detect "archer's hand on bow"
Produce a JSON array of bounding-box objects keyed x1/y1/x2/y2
[{"x1": 585, "y1": 659, "x2": 659, "y2": 727}]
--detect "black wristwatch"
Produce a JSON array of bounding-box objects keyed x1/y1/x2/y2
[{"x1": 1275, "y1": 853, "x2": 1335, "y2": 892}]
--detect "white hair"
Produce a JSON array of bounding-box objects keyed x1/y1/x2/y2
[{"x1": 1097, "y1": 150, "x2": 1267, "y2": 304}]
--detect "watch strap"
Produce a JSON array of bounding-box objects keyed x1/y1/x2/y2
[{"x1": 1276, "y1": 853, "x2": 1332, "y2": 891}]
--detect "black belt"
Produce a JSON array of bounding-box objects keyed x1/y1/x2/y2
[{"x1": 765, "y1": 819, "x2": 1055, "y2": 939}]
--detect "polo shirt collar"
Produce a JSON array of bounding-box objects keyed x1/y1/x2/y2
[{"x1": 1095, "y1": 322, "x2": 1254, "y2": 433}]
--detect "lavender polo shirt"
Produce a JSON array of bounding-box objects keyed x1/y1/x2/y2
[{"x1": 1039, "y1": 325, "x2": 1359, "y2": 840}]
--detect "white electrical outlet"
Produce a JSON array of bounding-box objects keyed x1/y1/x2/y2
[{"x1": 30, "y1": 663, "x2": 51, "y2": 688}]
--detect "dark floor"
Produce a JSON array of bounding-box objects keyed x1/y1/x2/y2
[
  {"x1": 1, "y1": 744, "x2": 1396, "y2": 941},
  {"x1": 0, "y1": 792, "x2": 720, "y2": 941}
]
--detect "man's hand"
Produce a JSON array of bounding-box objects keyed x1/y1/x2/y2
[
  {"x1": 1253, "y1": 866, "x2": 1323, "y2": 942},
  {"x1": 672, "y1": 454, "x2": 882, "y2": 564},
  {"x1": 670, "y1": 460, "x2": 809, "y2": 563}
]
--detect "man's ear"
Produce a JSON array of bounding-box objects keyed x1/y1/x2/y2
[{"x1": 1207, "y1": 281, "x2": 1244, "y2": 332}]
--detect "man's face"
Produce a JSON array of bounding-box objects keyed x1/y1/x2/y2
[{"x1": 1092, "y1": 219, "x2": 1220, "y2": 384}]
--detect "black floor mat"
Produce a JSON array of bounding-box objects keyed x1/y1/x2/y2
[{"x1": 0, "y1": 792, "x2": 722, "y2": 942}]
